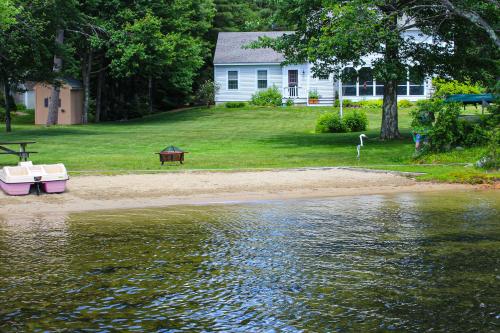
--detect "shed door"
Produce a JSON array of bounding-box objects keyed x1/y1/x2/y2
[{"x1": 288, "y1": 70, "x2": 298, "y2": 87}]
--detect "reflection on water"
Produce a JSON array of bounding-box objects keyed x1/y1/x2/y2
[{"x1": 0, "y1": 191, "x2": 499, "y2": 332}]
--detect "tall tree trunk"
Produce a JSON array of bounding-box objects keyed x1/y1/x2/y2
[
  {"x1": 380, "y1": 14, "x2": 401, "y2": 140},
  {"x1": 95, "y1": 57, "x2": 104, "y2": 123},
  {"x1": 3, "y1": 79, "x2": 12, "y2": 132},
  {"x1": 82, "y1": 49, "x2": 92, "y2": 124},
  {"x1": 47, "y1": 29, "x2": 64, "y2": 126},
  {"x1": 381, "y1": 80, "x2": 399, "y2": 139},
  {"x1": 148, "y1": 76, "x2": 153, "y2": 114}
]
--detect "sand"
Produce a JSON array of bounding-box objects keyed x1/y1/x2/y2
[{"x1": 0, "y1": 168, "x2": 477, "y2": 217}]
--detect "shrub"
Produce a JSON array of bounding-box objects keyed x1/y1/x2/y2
[
  {"x1": 0, "y1": 107, "x2": 5, "y2": 122},
  {"x1": 458, "y1": 120, "x2": 489, "y2": 147},
  {"x1": 358, "y1": 99, "x2": 383, "y2": 109},
  {"x1": 476, "y1": 129, "x2": 499, "y2": 170},
  {"x1": 196, "y1": 80, "x2": 220, "y2": 108},
  {"x1": 285, "y1": 99, "x2": 294, "y2": 107},
  {"x1": 398, "y1": 99, "x2": 413, "y2": 108},
  {"x1": 427, "y1": 103, "x2": 462, "y2": 151},
  {"x1": 315, "y1": 113, "x2": 348, "y2": 133},
  {"x1": 308, "y1": 89, "x2": 320, "y2": 99},
  {"x1": 250, "y1": 85, "x2": 282, "y2": 106},
  {"x1": 225, "y1": 101, "x2": 246, "y2": 108},
  {"x1": 432, "y1": 78, "x2": 485, "y2": 98},
  {"x1": 411, "y1": 99, "x2": 441, "y2": 129},
  {"x1": 334, "y1": 99, "x2": 356, "y2": 107},
  {"x1": 344, "y1": 110, "x2": 368, "y2": 132}
]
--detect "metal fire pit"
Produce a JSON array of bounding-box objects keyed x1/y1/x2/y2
[{"x1": 156, "y1": 146, "x2": 187, "y2": 165}]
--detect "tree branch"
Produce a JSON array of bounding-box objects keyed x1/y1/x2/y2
[{"x1": 440, "y1": 0, "x2": 500, "y2": 48}]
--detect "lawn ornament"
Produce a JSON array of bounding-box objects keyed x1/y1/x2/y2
[{"x1": 357, "y1": 134, "x2": 368, "y2": 159}]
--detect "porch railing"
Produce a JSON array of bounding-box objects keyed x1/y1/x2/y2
[{"x1": 283, "y1": 86, "x2": 304, "y2": 99}]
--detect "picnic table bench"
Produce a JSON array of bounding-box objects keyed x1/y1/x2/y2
[{"x1": 0, "y1": 141, "x2": 37, "y2": 161}]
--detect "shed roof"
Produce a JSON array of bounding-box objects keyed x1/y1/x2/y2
[{"x1": 213, "y1": 31, "x2": 291, "y2": 65}]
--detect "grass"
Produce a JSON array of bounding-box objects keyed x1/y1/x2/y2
[{"x1": 1, "y1": 105, "x2": 497, "y2": 183}]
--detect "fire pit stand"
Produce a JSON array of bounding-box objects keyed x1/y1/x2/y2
[{"x1": 156, "y1": 146, "x2": 187, "y2": 165}]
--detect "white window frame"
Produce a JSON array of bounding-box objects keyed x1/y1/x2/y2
[
  {"x1": 227, "y1": 69, "x2": 239, "y2": 90},
  {"x1": 256, "y1": 69, "x2": 268, "y2": 89}
]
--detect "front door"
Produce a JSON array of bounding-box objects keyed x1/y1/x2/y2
[
  {"x1": 288, "y1": 70, "x2": 298, "y2": 97},
  {"x1": 288, "y1": 70, "x2": 298, "y2": 87}
]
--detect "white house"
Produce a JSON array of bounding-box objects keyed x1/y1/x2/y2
[{"x1": 213, "y1": 31, "x2": 433, "y2": 106}]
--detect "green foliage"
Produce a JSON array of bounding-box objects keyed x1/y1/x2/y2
[
  {"x1": 476, "y1": 129, "x2": 499, "y2": 170},
  {"x1": 0, "y1": 0, "x2": 17, "y2": 29},
  {"x1": 358, "y1": 99, "x2": 383, "y2": 109},
  {"x1": 197, "y1": 80, "x2": 220, "y2": 108},
  {"x1": 398, "y1": 99, "x2": 413, "y2": 108},
  {"x1": 411, "y1": 99, "x2": 440, "y2": 129},
  {"x1": 344, "y1": 110, "x2": 368, "y2": 132},
  {"x1": 432, "y1": 78, "x2": 485, "y2": 98},
  {"x1": 427, "y1": 103, "x2": 461, "y2": 151},
  {"x1": 250, "y1": 86, "x2": 282, "y2": 106},
  {"x1": 285, "y1": 99, "x2": 294, "y2": 107},
  {"x1": 0, "y1": 107, "x2": 5, "y2": 122},
  {"x1": 225, "y1": 101, "x2": 246, "y2": 108},
  {"x1": 308, "y1": 89, "x2": 320, "y2": 99},
  {"x1": 334, "y1": 99, "x2": 355, "y2": 107},
  {"x1": 315, "y1": 113, "x2": 347, "y2": 133}
]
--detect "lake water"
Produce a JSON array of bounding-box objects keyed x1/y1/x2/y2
[{"x1": 0, "y1": 191, "x2": 499, "y2": 332}]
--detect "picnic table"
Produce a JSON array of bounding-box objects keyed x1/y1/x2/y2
[{"x1": 0, "y1": 141, "x2": 37, "y2": 161}]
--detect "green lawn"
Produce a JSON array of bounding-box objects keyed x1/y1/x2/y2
[{"x1": 1, "y1": 105, "x2": 497, "y2": 183}]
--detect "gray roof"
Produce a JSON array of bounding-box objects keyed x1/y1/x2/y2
[
  {"x1": 61, "y1": 78, "x2": 83, "y2": 89},
  {"x1": 214, "y1": 31, "x2": 291, "y2": 64}
]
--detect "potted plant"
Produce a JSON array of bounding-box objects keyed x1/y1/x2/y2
[{"x1": 308, "y1": 89, "x2": 320, "y2": 104}]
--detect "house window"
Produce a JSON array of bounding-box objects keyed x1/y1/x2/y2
[
  {"x1": 409, "y1": 67, "x2": 424, "y2": 95},
  {"x1": 398, "y1": 71, "x2": 408, "y2": 95},
  {"x1": 358, "y1": 67, "x2": 373, "y2": 96},
  {"x1": 375, "y1": 80, "x2": 385, "y2": 96},
  {"x1": 342, "y1": 67, "x2": 357, "y2": 96},
  {"x1": 257, "y1": 70, "x2": 268, "y2": 89},
  {"x1": 228, "y1": 71, "x2": 238, "y2": 90}
]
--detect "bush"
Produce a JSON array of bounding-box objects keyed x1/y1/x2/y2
[
  {"x1": 250, "y1": 85, "x2": 282, "y2": 106},
  {"x1": 398, "y1": 99, "x2": 413, "y2": 108},
  {"x1": 427, "y1": 103, "x2": 462, "y2": 151},
  {"x1": 0, "y1": 107, "x2": 5, "y2": 122},
  {"x1": 196, "y1": 80, "x2": 220, "y2": 108},
  {"x1": 476, "y1": 129, "x2": 499, "y2": 170},
  {"x1": 458, "y1": 120, "x2": 489, "y2": 147},
  {"x1": 344, "y1": 110, "x2": 368, "y2": 132},
  {"x1": 225, "y1": 102, "x2": 246, "y2": 108},
  {"x1": 316, "y1": 113, "x2": 348, "y2": 133},
  {"x1": 432, "y1": 78, "x2": 485, "y2": 98},
  {"x1": 358, "y1": 99, "x2": 383, "y2": 109},
  {"x1": 285, "y1": 99, "x2": 294, "y2": 107},
  {"x1": 334, "y1": 99, "x2": 357, "y2": 107},
  {"x1": 411, "y1": 99, "x2": 441, "y2": 129}
]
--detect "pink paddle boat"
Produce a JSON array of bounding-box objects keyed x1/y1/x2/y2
[{"x1": 0, "y1": 162, "x2": 69, "y2": 196}]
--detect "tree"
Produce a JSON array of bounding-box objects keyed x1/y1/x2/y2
[
  {"x1": 0, "y1": 0, "x2": 17, "y2": 30},
  {"x1": 0, "y1": 0, "x2": 51, "y2": 132},
  {"x1": 409, "y1": 0, "x2": 499, "y2": 87},
  {"x1": 197, "y1": 80, "x2": 220, "y2": 107},
  {"x1": 438, "y1": 0, "x2": 499, "y2": 48},
  {"x1": 254, "y1": 0, "x2": 456, "y2": 140}
]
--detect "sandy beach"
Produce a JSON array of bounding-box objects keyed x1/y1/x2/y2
[{"x1": 0, "y1": 168, "x2": 480, "y2": 216}]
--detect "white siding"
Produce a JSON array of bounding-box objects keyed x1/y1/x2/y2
[{"x1": 215, "y1": 65, "x2": 282, "y2": 103}]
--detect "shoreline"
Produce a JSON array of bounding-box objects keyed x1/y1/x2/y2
[{"x1": 0, "y1": 168, "x2": 485, "y2": 217}]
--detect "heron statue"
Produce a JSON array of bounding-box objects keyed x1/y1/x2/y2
[{"x1": 356, "y1": 134, "x2": 368, "y2": 158}]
